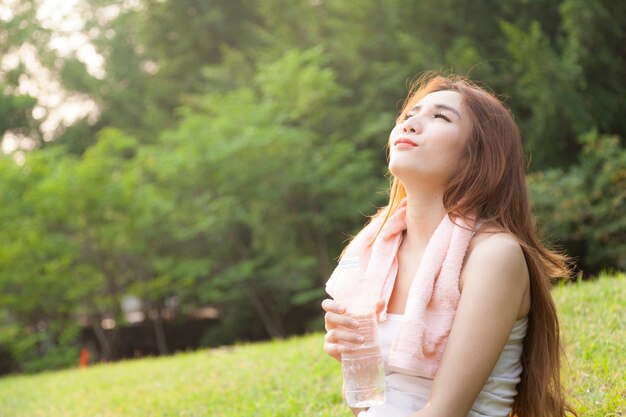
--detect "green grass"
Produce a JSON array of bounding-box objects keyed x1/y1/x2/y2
[
  {"x1": 554, "y1": 272, "x2": 625, "y2": 416},
  {"x1": 0, "y1": 336, "x2": 348, "y2": 417},
  {"x1": 0, "y1": 273, "x2": 623, "y2": 417}
]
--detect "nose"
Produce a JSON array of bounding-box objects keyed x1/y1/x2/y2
[{"x1": 402, "y1": 115, "x2": 422, "y2": 134}]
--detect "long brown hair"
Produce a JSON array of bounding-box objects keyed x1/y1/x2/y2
[{"x1": 371, "y1": 73, "x2": 575, "y2": 417}]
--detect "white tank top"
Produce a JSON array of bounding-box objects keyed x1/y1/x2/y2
[{"x1": 359, "y1": 313, "x2": 528, "y2": 417}]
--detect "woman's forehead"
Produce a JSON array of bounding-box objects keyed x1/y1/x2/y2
[
  {"x1": 416, "y1": 90, "x2": 462, "y2": 108},
  {"x1": 406, "y1": 90, "x2": 465, "y2": 119}
]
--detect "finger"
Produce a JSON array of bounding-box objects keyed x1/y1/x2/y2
[
  {"x1": 321, "y1": 298, "x2": 346, "y2": 314},
  {"x1": 323, "y1": 343, "x2": 342, "y2": 361},
  {"x1": 325, "y1": 311, "x2": 360, "y2": 331},
  {"x1": 323, "y1": 342, "x2": 340, "y2": 360},
  {"x1": 324, "y1": 342, "x2": 358, "y2": 360},
  {"x1": 325, "y1": 328, "x2": 365, "y2": 345}
]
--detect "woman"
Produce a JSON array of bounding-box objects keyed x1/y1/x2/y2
[{"x1": 322, "y1": 74, "x2": 575, "y2": 417}]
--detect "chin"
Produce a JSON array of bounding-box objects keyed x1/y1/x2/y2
[
  {"x1": 388, "y1": 161, "x2": 421, "y2": 181},
  {"x1": 389, "y1": 163, "x2": 448, "y2": 187},
  {"x1": 389, "y1": 158, "x2": 415, "y2": 173}
]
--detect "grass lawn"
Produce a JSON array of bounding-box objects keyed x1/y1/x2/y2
[
  {"x1": 0, "y1": 273, "x2": 623, "y2": 416},
  {"x1": 555, "y1": 272, "x2": 625, "y2": 415}
]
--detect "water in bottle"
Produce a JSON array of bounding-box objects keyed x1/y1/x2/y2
[
  {"x1": 341, "y1": 311, "x2": 386, "y2": 407},
  {"x1": 334, "y1": 258, "x2": 386, "y2": 408}
]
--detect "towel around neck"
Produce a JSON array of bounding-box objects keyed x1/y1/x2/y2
[{"x1": 326, "y1": 198, "x2": 475, "y2": 378}]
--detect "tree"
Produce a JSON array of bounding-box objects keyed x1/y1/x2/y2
[
  {"x1": 528, "y1": 130, "x2": 626, "y2": 273},
  {"x1": 146, "y1": 47, "x2": 384, "y2": 341},
  {"x1": 2, "y1": 0, "x2": 624, "y2": 373},
  {"x1": 0, "y1": 0, "x2": 48, "y2": 148},
  {"x1": 0, "y1": 148, "x2": 82, "y2": 372}
]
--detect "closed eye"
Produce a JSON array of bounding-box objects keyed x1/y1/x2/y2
[
  {"x1": 434, "y1": 112, "x2": 451, "y2": 122},
  {"x1": 401, "y1": 112, "x2": 452, "y2": 123}
]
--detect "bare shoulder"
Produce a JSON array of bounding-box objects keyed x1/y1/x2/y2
[
  {"x1": 468, "y1": 231, "x2": 525, "y2": 262},
  {"x1": 461, "y1": 231, "x2": 530, "y2": 294}
]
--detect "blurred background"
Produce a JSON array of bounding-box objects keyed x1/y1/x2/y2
[{"x1": 0, "y1": 0, "x2": 624, "y2": 375}]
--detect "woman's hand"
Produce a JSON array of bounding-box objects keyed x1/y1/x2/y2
[{"x1": 321, "y1": 298, "x2": 385, "y2": 362}]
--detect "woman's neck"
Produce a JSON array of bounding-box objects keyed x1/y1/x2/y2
[{"x1": 403, "y1": 190, "x2": 447, "y2": 250}]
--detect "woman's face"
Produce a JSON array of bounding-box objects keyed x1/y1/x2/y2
[{"x1": 388, "y1": 90, "x2": 472, "y2": 189}]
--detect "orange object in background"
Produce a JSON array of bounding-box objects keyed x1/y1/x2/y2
[{"x1": 79, "y1": 348, "x2": 89, "y2": 368}]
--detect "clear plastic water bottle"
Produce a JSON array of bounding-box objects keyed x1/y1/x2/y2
[{"x1": 334, "y1": 257, "x2": 386, "y2": 408}]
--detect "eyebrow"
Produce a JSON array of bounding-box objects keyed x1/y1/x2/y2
[{"x1": 408, "y1": 104, "x2": 462, "y2": 119}]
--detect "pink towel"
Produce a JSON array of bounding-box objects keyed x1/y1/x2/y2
[{"x1": 326, "y1": 198, "x2": 475, "y2": 378}]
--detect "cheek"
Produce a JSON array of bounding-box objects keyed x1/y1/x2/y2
[
  {"x1": 388, "y1": 125, "x2": 401, "y2": 144},
  {"x1": 445, "y1": 136, "x2": 466, "y2": 157},
  {"x1": 428, "y1": 133, "x2": 467, "y2": 170},
  {"x1": 437, "y1": 126, "x2": 467, "y2": 152}
]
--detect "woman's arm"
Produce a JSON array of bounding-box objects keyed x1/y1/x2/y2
[{"x1": 411, "y1": 233, "x2": 530, "y2": 417}]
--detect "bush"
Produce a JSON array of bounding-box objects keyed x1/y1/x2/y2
[{"x1": 528, "y1": 130, "x2": 626, "y2": 274}]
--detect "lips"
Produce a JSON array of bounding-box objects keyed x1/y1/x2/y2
[{"x1": 394, "y1": 138, "x2": 418, "y2": 147}]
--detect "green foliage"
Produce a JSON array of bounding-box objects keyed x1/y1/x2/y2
[
  {"x1": 150, "y1": 47, "x2": 383, "y2": 341},
  {"x1": 0, "y1": 91, "x2": 38, "y2": 138},
  {"x1": 528, "y1": 131, "x2": 626, "y2": 272},
  {"x1": 559, "y1": 0, "x2": 626, "y2": 135},
  {"x1": 0, "y1": 0, "x2": 624, "y2": 373},
  {"x1": 0, "y1": 46, "x2": 385, "y2": 369},
  {"x1": 55, "y1": 7, "x2": 154, "y2": 147},
  {"x1": 0, "y1": 275, "x2": 623, "y2": 416},
  {"x1": 0, "y1": 149, "x2": 81, "y2": 372},
  {"x1": 500, "y1": 20, "x2": 587, "y2": 168},
  {"x1": 0, "y1": 0, "x2": 54, "y2": 146}
]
